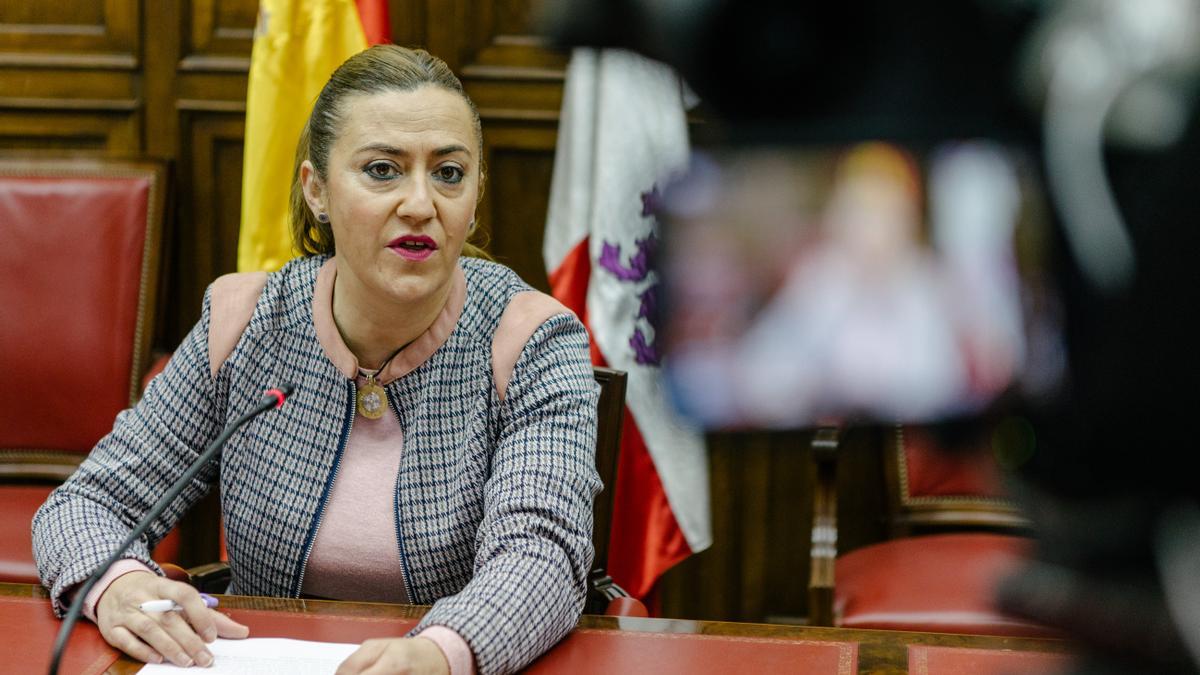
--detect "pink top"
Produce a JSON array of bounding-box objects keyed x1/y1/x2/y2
[
  {"x1": 300, "y1": 385, "x2": 410, "y2": 603},
  {"x1": 304, "y1": 259, "x2": 473, "y2": 673}
]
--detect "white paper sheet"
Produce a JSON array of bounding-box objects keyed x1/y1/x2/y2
[{"x1": 137, "y1": 637, "x2": 360, "y2": 674}]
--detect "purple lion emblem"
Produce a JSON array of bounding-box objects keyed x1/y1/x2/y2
[{"x1": 597, "y1": 186, "x2": 665, "y2": 366}]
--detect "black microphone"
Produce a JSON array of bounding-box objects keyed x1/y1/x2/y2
[{"x1": 48, "y1": 383, "x2": 298, "y2": 675}]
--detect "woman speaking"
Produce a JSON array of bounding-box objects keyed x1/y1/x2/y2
[{"x1": 33, "y1": 45, "x2": 600, "y2": 675}]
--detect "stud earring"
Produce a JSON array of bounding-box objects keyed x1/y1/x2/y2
[{"x1": 317, "y1": 212, "x2": 329, "y2": 223}]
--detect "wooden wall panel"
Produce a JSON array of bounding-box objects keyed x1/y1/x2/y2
[
  {"x1": 0, "y1": 0, "x2": 893, "y2": 617},
  {"x1": 169, "y1": 111, "x2": 245, "y2": 340},
  {"x1": 659, "y1": 433, "x2": 798, "y2": 623},
  {"x1": 385, "y1": 0, "x2": 426, "y2": 49},
  {"x1": 450, "y1": 0, "x2": 565, "y2": 293},
  {"x1": 477, "y1": 120, "x2": 559, "y2": 291},
  {"x1": 0, "y1": 0, "x2": 141, "y2": 153},
  {"x1": 467, "y1": 79, "x2": 563, "y2": 121},
  {"x1": 0, "y1": 110, "x2": 138, "y2": 153},
  {"x1": 659, "y1": 429, "x2": 888, "y2": 624},
  {"x1": 181, "y1": 0, "x2": 255, "y2": 71},
  {"x1": 0, "y1": 69, "x2": 137, "y2": 103},
  {"x1": 0, "y1": 0, "x2": 138, "y2": 67},
  {"x1": 167, "y1": 1, "x2": 252, "y2": 341}
]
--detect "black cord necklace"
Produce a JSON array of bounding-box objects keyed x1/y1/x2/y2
[{"x1": 356, "y1": 343, "x2": 406, "y2": 419}]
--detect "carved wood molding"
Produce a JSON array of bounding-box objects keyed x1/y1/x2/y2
[
  {"x1": 177, "y1": 99, "x2": 247, "y2": 113},
  {"x1": 182, "y1": 0, "x2": 256, "y2": 65},
  {"x1": 0, "y1": 52, "x2": 137, "y2": 69},
  {"x1": 475, "y1": 107, "x2": 558, "y2": 123},
  {"x1": 427, "y1": 0, "x2": 567, "y2": 83},
  {"x1": 0, "y1": 97, "x2": 139, "y2": 112},
  {"x1": 0, "y1": 110, "x2": 139, "y2": 154},
  {"x1": 460, "y1": 64, "x2": 565, "y2": 81},
  {"x1": 178, "y1": 55, "x2": 252, "y2": 73},
  {"x1": 0, "y1": 0, "x2": 139, "y2": 64}
]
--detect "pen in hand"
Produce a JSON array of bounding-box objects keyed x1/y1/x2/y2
[{"x1": 139, "y1": 594, "x2": 218, "y2": 613}]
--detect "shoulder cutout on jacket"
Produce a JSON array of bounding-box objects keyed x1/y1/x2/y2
[
  {"x1": 208, "y1": 271, "x2": 268, "y2": 377},
  {"x1": 492, "y1": 291, "x2": 574, "y2": 401}
]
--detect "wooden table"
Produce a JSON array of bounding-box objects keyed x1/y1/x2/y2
[{"x1": 1, "y1": 582, "x2": 1072, "y2": 674}]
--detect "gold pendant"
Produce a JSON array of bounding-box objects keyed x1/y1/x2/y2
[{"x1": 356, "y1": 376, "x2": 387, "y2": 420}]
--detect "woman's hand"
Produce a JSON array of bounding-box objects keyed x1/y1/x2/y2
[
  {"x1": 336, "y1": 637, "x2": 450, "y2": 675},
  {"x1": 95, "y1": 571, "x2": 249, "y2": 667}
]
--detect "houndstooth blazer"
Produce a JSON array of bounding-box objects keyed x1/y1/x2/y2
[{"x1": 33, "y1": 254, "x2": 601, "y2": 675}]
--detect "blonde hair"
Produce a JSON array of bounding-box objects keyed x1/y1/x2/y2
[
  {"x1": 836, "y1": 142, "x2": 922, "y2": 202},
  {"x1": 289, "y1": 45, "x2": 489, "y2": 259}
]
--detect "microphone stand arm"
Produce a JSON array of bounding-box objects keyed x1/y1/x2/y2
[{"x1": 48, "y1": 386, "x2": 293, "y2": 675}]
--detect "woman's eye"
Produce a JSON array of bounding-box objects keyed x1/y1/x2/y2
[
  {"x1": 435, "y1": 165, "x2": 464, "y2": 184},
  {"x1": 364, "y1": 162, "x2": 399, "y2": 179}
]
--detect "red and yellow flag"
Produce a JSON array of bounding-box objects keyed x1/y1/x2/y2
[{"x1": 238, "y1": 0, "x2": 390, "y2": 273}]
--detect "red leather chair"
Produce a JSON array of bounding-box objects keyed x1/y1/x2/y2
[
  {"x1": 0, "y1": 157, "x2": 179, "y2": 583},
  {"x1": 808, "y1": 425, "x2": 1055, "y2": 637}
]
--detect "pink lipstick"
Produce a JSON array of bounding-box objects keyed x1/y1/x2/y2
[{"x1": 387, "y1": 234, "x2": 438, "y2": 261}]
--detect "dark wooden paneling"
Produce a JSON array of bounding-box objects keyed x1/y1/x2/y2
[
  {"x1": 659, "y1": 432, "x2": 808, "y2": 623},
  {"x1": 450, "y1": 0, "x2": 567, "y2": 294},
  {"x1": 477, "y1": 120, "x2": 559, "y2": 292},
  {"x1": 169, "y1": 111, "x2": 245, "y2": 341},
  {"x1": 424, "y1": 0, "x2": 567, "y2": 76},
  {"x1": 0, "y1": 0, "x2": 141, "y2": 152},
  {"x1": 165, "y1": 0, "x2": 252, "y2": 342},
  {"x1": 144, "y1": 0, "x2": 182, "y2": 158},
  {"x1": 0, "y1": 68, "x2": 137, "y2": 102},
  {"x1": 657, "y1": 428, "x2": 888, "y2": 624},
  {"x1": 176, "y1": 73, "x2": 249, "y2": 109},
  {"x1": 467, "y1": 78, "x2": 564, "y2": 120},
  {"x1": 384, "y1": 1, "x2": 418, "y2": 49},
  {"x1": 181, "y1": 0, "x2": 255, "y2": 71},
  {"x1": 0, "y1": 0, "x2": 138, "y2": 67},
  {"x1": 0, "y1": 110, "x2": 139, "y2": 155}
]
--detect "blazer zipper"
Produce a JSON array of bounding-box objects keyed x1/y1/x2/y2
[
  {"x1": 292, "y1": 379, "x2": 356, "y2": 597},
  {"x1": 391, "y1": 394, "x2": 416, "y2": 603}
]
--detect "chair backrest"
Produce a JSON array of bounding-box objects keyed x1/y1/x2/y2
[
  {"x1": 883, "y1": 424, "x2": 1028, "y2": 537},
  {"x1": 0, "y1": 157, "x2": 168, "y2": 481},
  {"x1": 807, "y1": 423, "x2": 1030, "y2": 627},
  {"x1": 591, "y1": 366, "x2": 627, "y2": 572}
]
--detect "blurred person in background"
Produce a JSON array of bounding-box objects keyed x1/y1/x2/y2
[{"x1": 541, "y1": 0, "x2": 1200, "y2": 671}]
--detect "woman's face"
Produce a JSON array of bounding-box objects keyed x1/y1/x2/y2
[{"x1": 302, "y1": 85, "x2": 480, "y2": 309}]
